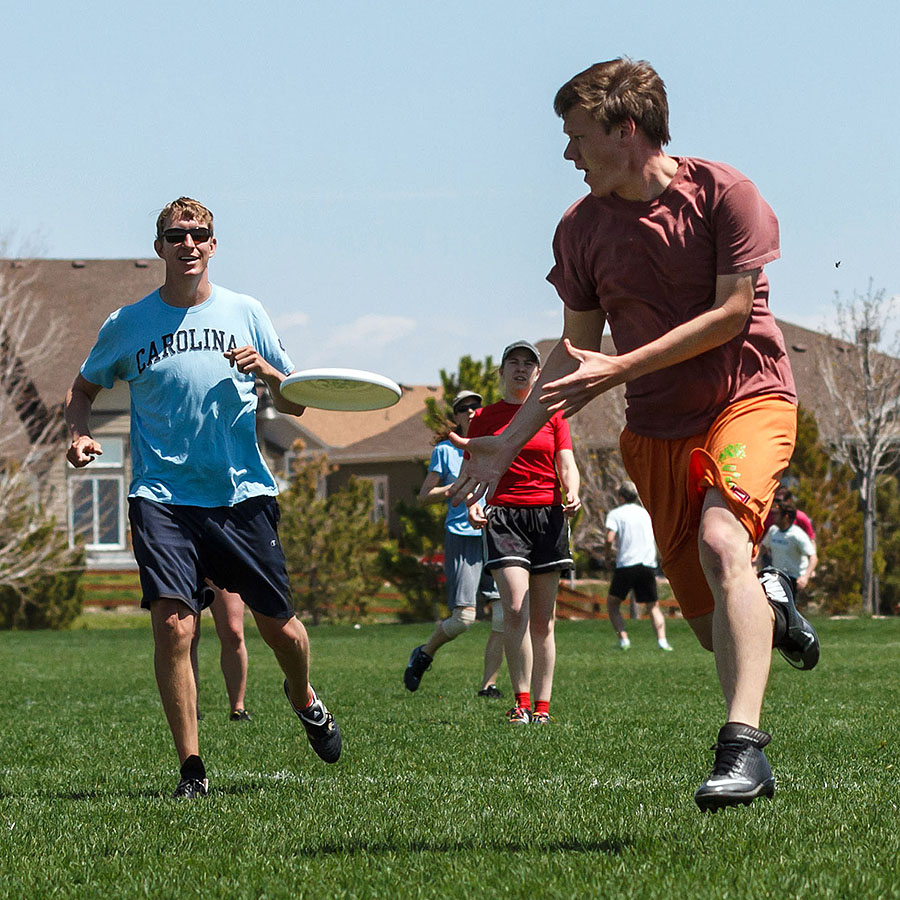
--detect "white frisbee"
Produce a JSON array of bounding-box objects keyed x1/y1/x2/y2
[{"x1": 280, "y1": 367, "x2": 402, "y2": 411}]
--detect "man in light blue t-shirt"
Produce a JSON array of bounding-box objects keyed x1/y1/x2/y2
[
  {"x1": 403, "y1": 391, "x2": 505, "y2": 696},
  {"x1": 65, "y1": 197, "x2": 341, "y2": 798}
]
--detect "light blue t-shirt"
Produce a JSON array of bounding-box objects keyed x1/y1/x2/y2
[
  {"x1": 428, "y1": 441, "x2": 479, "y2": 537},
  {"x1": 80, "y1": 284, "x2": 293, "y2": 507}
]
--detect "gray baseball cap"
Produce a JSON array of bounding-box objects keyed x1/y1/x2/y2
[
  {"x1": 501, "y1": 340, "x2": 541, "y2": 366},
  {"x1": 451, "y1": 390, "x2": 483, "y2": 412}
]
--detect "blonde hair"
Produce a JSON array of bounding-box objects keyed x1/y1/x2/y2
[{"x1": 156, "y1": 197, "x2": 214, "y2": 239}]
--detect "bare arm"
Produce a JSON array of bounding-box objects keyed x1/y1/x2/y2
[
  {"x1": 65, "y1": 373, "x2": 104, "y2": 467},
  {"x1": 797, "y1": 549, "x2": 818, "y2": 591},
  {"x1": 556, "y1": 447, "x2": 581, "y2": 517},
  {"x1": 418, "y1": 470, "x2": 451, "y2": 506},
  {"x1": 448, "y1": 306, "x2": 605, "y2": 505},
  {"x1": 540, "y1": 270, "x2": 759, "y2": 417},
  {"x1": 541, "y1": 271, "x2": 758, "y2": 416},
  {"x1": 225, "y1": 346, "x2": 306, "y2": 416}
]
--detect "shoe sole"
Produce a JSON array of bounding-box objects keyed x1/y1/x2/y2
[{"x1": 695, "y1": 780, "x2": 775, "y2": 812}]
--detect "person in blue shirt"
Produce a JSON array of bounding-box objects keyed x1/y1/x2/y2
[
  {"x1": 64, "y1": 197, "x2": 341, "y2": 798},
  {"x1": 403, "y1": 391, "x2": 504, "y2": 695}
]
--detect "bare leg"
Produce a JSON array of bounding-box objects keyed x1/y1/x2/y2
[
  {"x1": 151, "y1": 599, "x2": 200, "y2": 765},
  {"x1": 606, "y1": 595, "x2": 629, "y2": 643},
  {"x1": 698, "y1": 489, "x2": 775, "y2": 728},
  {"x1": 492, "y1": 566, "x2": 532, "y2": 695},
  {"x1": 648, "y1": 602, "x2": 669, "y2": 643},
  {"x1": 481, "y1": 630, "x2": 505, "y2": 689},
  {"x1": 252, "y1": 611, "x2": 312, "y2": 710},
  {"x1": 210, "y1": 589, "x2": 248, "y2": 713},
  {"x1": 422, "y1": 622, "x2": 453, "y2": 658},
  {"x1": 528, "y1": 571, "x2": 560, "y2": 704}
]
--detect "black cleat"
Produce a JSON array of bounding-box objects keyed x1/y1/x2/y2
[
  {"x1": 230, "y1": 709, "x2": 252, "y2": 722},
  {"x1": 284, "y1": 681, "x2": 342, "y2": 763},
  {"x1": 695, "y1": 723, "x2": 775, "y2": 812},
  {"x1": 403, "y1": 645, "x2": 433, "y2": 692},
  {"x1": 477, "y1": 685, "x2": 503, "y2": 699},
  {"x1": 172, "y1": 776, "x2": 208, "y2": 799},
  {"x1": 760, "y1": 567, "x2": 820, "y2": 670}
]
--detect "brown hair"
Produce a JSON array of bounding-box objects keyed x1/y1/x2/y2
[
  {"x1": 776, "y1": 499, "x2": 798, "y2": 525},
  {"x1": 553, "y1": 57, "x2": 671, "y2": 148},
  {"x1": 156, "y1": 197, "x2": 214, "y2": 239}
]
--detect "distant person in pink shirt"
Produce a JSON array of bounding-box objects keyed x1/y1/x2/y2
[{"x1": 763, "y1": 487, "x2": 815, "y2": 543}]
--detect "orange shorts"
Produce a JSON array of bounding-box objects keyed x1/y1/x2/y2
[{"x1": 619, "y1": 394, "x2": 796, "y2": 620}]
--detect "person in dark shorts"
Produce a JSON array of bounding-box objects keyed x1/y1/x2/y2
[
  {"x1": 65, "y1": 197, "x2": 341, "y2": 798},
  {"x1": 466, "y1": 341, "x2": 581, "y2": 724},
  {"x1": 404, "y1": 391, "x2": 505, "y2": 694},
  {"x1": 604, "y1": 481, "x2": 672, "y2": 651}
]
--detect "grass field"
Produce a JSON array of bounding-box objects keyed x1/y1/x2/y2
[{"x1": 2, "y1": 613, "x2": 899, "y2": 899}]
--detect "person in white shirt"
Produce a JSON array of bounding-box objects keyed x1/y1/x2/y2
[
  {"x1": 605, "y1": 482, "x2": 672, "y2": 651},
  {"x1": 759, "y1": 500, "x2": 817, "y2": 595}
]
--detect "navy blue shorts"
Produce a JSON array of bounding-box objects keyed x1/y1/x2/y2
[
  {"x1": 128, "y1": 495, "x2": 294, "y2": 618},
  {"x1": 483, "y1": 505, "x2": 573, "y2": 574},
  {"x1": 609, "y1": 564, "x2": 658, "y2": 605}
]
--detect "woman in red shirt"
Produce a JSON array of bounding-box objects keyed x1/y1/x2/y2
[{"x1": 467, "y1": 341, "x2": 581, "y2": 724}]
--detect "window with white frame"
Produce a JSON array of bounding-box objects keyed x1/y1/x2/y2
[
  {"x1": 67, "y1": 436, "x2": 126, "y2": 550},
  {"x1": 359, "y1": 475, "x2": 389, "y2": 523}
]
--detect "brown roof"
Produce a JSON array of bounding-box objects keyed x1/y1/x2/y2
[
  {"x1": 2, "y1": 258, "x2": 165, "y2": 411},
  {"x1": 267, "y1": 384, "x2": 440, "y2": 461}
]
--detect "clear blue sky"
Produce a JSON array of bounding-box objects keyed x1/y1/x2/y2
[{"x1": 3, "y1": 1, "x2": 898, "y2": 384}]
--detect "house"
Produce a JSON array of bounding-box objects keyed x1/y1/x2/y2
[
  {"x1": 1, "y1": 255, "x2": 851, "y2": 571},
  {"x1": 0, "y1": 258, "x2": 441, "y2": 570}
]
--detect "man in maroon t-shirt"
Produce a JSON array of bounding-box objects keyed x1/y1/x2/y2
[{"x1": 451, "y1": 57, "x2": 819, "y2": 812}]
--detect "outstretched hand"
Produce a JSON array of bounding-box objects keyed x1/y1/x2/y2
[
  {"x1": 447, "y1": 431, "x2": 516, "y2": 508},
  {"x1": 539, "y1": 338, "x2": 625, "y2": 418},
  {"x1": 66, "y1": 435, "x2": 103, "y2": 468}
]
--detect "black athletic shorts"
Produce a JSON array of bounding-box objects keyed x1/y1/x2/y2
[
  {"x1": 483, "y1": 505, "x2": 573, "y2": 574},
  {"x1": 609, "y1": 564, "x2": 658, "y2": 605},
  {"x1": 128, "y1": 495, "x2": 295, "y2": 618}
]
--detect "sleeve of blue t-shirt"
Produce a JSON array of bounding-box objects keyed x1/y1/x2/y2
[{"x1": 80, "y1": 308, "x2": 129, "y2": 388}]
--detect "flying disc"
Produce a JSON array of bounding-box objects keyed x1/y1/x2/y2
[{"x1": 280, "y1": 368, "x2": 402, "y2": 411}]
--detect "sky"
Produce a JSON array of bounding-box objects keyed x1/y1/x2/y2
[{"x1": 3, "y1": 1, "x2": 898, "y2": 384}]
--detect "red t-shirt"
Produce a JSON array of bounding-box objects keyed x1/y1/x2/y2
[
  {"x1": 466, "y1": 401, "x2": 572, "y2": 506},
  {"x1": 547, "y1": 157, "x2": 796, "y2": 439}
]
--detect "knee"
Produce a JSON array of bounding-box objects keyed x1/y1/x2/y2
[
  {"x1": 219, "y1": 628, "x2": 244, "y2": 653},
  {"x1": 442, "y1": 606, "x2": 476, "y2": 639},
  {"x1": 698, "y1": 518, "x2": 747, "y2": 580},
  {"x1": 260, "y1": 616, "x2": 307, "y2": 654},
  {"x1": 154, "y1": 609, "x2": 195, "y2": 654}
]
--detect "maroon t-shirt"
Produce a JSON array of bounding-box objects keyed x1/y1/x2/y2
[
  {"x1": 547, "y1": 157, "x2": 796, "y2": 439},
  {"x1": 467, "y1": 401, "x2": 572, "y2": 506}
]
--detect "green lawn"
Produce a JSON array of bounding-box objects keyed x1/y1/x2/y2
[{"x1": 1, "y1": 614, "x2": 899, "y2": 899}]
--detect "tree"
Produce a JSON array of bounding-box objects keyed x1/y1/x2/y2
[
  {"x1": 423, "y1": 354, "x2": 501, "y2": 438},
  {"x1": 377, "y1": 354, "x2": 503, "y2": 620},
  {"x1": 786, "y1": 405, "x2": 863, "y2": 614},
  {"x1": 1, "y1": 255, "x2": 85, "y2": 628},
  {"x1": 815, "y1": 282, "x2": 900, "y2": 614},
  {"x1": 566, "y1": 387, "x2": 627, "y2": 572},
  {"x1": 377, "y1": 490, "x2": 446, "y2": 622},
  {"x1": 278, "y1": 452, "x2": 387, "y2": 624}
]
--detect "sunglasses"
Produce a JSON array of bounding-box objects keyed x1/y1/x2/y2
[
  {"x1": 455, "y1": 403, "x2": 481, "y2": 413},
  {"x1": 161, "y1": 227, "x2": 213, "y2": 244}
]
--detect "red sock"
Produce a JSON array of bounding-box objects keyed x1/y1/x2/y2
[
  {"x1": 535, "y1": 700, "x2": 550, "y2": 716},
  {"x1": 515, "y1": 692, "x2": 531, "y2": 710}
]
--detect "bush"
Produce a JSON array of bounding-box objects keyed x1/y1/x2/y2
[
  {"x1": 377, "y1": 497, "x2": 446, "y2": 622},
  {"x1": 279, "y1": 454, "x2": 386, "y2": 624}
]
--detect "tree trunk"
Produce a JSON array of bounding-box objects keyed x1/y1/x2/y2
[{"x1": 862, "y1": 470, "x2": 878, "y2": 615}]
